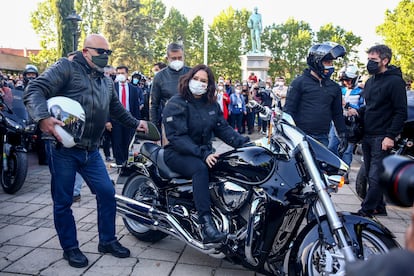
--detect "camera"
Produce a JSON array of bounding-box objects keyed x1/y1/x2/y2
[{"x1": 380, "y1": 155, "x2": 414, "y2": 207}]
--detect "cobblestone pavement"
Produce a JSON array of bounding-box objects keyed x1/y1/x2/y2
[{"x1": 0, "y1": 134, "x2": 411, "y2": 275}]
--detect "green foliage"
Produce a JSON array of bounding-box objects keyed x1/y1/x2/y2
[
  {"x1": 55, "y1": 0, "x2": 76, "y2": 57},
  {"x1": 208, "y1": 7, "x2": 250, "y2": 80},
  {"x1": 29, "y1": 0, "x2": 364, "y2": 82},
  {"x1": 315, "y1": 23, "x2": 362, "y2": 63},
  {"x1": 377, "y1": 0, "x2": 414, "y2": 81},
  {"x1": 262, "y1": 18, "x2": 313, "y2": 83},
  {"x1": 185, "y1": 16, "x2": 205, "y2": 67}
]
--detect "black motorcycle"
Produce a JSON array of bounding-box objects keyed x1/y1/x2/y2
[
  {"x1": 115, "y1": 101, "x2": 399, "y2": 275},
  {"x1": 0, "y1": 92, "x2": 35, "y2": 194},
  {"x1": 356, "y1": 92, "x2": 414, "y2": 199}
]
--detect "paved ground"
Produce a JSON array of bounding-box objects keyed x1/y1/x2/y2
[{"x1": 0, "y1": 134, "x2": 412, "y2": 275}]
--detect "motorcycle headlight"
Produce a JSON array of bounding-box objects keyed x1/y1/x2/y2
[{"x1": 5, "y1": 117, "x2": 23, "y2": 130}]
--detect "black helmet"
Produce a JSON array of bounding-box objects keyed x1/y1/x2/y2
[
  {"x1": 131, "y1": 71, "x2": 146, "y2": 86},
  {"x1": 23, "y1": 64, "x2": 39, "y2": 84},
  {"x1": 307, "y1": 42, "x2": 346, "y2": 78}
]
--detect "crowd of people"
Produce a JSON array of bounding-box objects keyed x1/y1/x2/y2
[{"x1": 0, "y1": 32, "x2": 412, "y2": 272}]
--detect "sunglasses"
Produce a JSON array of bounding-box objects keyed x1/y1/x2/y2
[{"x1": 85, "y1": 47, "x2": 113, "y2": 55}]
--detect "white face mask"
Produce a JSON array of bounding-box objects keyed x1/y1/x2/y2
[
  {"x1": 169, "y1": 60, "x2": 184, "y2": 71},
  {"x1": 189, "y1": 79, "x2": 207, "y2": 95},
  {"x1": 235, "y1": 89, "x2": 241, "y2": 94},
  {"x1": 218, "y1": 85, "x2": 224, "y2": 91},
  {"x1": 116, "y1": 74, "x2": 126, "y2": 83}
]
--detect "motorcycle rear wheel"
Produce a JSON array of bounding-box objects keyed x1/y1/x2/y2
[
  {"x1": 1, "y1": 151, "x2": 28, "y2": 194},
  {"x1": 122, "y1": 175, "x2": 167, "y2": 242},
  {"x1": 355, "y1": 163, "x2": 367, "y2": 200},
  {"x1": 304, "y1": 230, "x2": 395, "y2": 275}
]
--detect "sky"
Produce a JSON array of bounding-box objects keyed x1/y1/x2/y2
[{"x1": 0, "y1": 0, "x2": 402, "y2": 60}]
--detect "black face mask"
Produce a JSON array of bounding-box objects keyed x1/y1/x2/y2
[
  {"x1": 91, "y1": 54, "x2": 109, "y2": 69},
  {"x1": 367, "y1": 60, "x2": 380, "y2": 75}
]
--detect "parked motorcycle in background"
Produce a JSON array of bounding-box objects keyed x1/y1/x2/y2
[
  {"x1": 115, "y1": 98, "x2": 399, "y2": 275},
  {"x1": 0, "y1": 90, "x2": 35, "y2": 194},
  {"x1": 356, "y1": 91, "x2": 414, "y2": 199}
]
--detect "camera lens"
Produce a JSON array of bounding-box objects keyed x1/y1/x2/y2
[{"x1": 380, "y1": 155, "x2": 414, "y2": 207}]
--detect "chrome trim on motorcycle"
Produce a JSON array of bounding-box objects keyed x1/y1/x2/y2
[
  {"x1": 245, "y1": 189, "x2": 266, "y2": 267},
  {"x1": 297, "y1": 140, "x2": 356, "y2": 262},
  {"x1": 115, "y1": 194, "x2": 225, "y2": 255}
]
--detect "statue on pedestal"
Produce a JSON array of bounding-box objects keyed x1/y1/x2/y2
[{"x1": 247, "y1": 7, "x2": 262, "y2": 53}]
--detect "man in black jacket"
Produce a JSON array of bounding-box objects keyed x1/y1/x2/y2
[
  {"x1": 150, "y1": 43, "x2": 191, "y2": 131},
  {"x1": 284, "y1": 42, "x2": 348, "y2": 153},
  {"x1": 358, "y1": 44, "x2": 407, "y2": 217},
  {"x1": 23, "y1": 34, "x2": 148, "y2": 268}
]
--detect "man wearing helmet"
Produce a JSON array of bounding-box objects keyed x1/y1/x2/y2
[
  {"x1": 23, "y1": 64, "x2": 39, "y2": 87},
  {"x1": 23, "y1": 34, "x2": 148, "y2": 268},
  {"x1": 284, "y1": 42, "x2": 348, "y2": 155}
]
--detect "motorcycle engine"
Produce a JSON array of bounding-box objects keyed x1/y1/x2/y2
[{"x1": 210, "y1": 181, "x2": 250, "y2": 213}]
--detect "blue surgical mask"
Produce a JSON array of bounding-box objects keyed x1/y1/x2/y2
[
  {"x1": 132, "y1": 78, "x2": 139, "y2": 85},
  {"x1": 321, "y1": 66, "x2": 335, "y2": 79}
]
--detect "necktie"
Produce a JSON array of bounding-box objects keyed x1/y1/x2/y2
[{"x1": 121, "y1": 83, "x2": 126, "y2": 108}]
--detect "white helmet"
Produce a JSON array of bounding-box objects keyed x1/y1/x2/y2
[
  {"x1": 47, "y1": 96, "x2": 85, "y2": 148},
  {"x1": 339, "y1": 64, "x2": 359, "y2": 86}
]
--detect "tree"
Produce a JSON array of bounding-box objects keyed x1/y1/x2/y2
[
  {"x1": 185, "y1": 16, "x2": 204, "y2": 67},
  {"x1": 315, "y1": 23, "x2": 362, "y2": 64},
  {"x1": 377, "y1": 0, "x2": 414, "y2": 80},
  {"x1": 208, "y1": 7, "x2": 250, "y2": 80},
  {"x1": 55, "y1": 0, "x2": 76, "y2": 57},
  {"x1": 101, "y1": 0, "x2": 144, "y2": 68},
  {"x1": 29, "y1": 0, "x2": 59, "y2": 71},
  {"x1": 262, "y1": 18, "x2": 313, "y2": 83},
  {"x1": 137, "y1": 0, "x2": 166, "y2": 75},
  {"x1": 153, "y1": 7, "x2": 188, "y2": 59}
]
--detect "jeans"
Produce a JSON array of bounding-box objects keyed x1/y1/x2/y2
[
  {"x1": 229, "y1": 113, "x2": 243, "y2": 133},
  {"x1": 328, "y1": 125, "x2": 353, "y2": 166},
  {"x1": 45, "y1": 141, "x2": 117, "y2": 250},
  {"x1": 73, "y1": 173, "x2": 83, "y2": 197},
  {"x1": 361, "y1": 135, "x2": 389, "y2": 212}
]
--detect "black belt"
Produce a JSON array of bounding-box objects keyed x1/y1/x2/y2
[{"x1": 75, "y1": 144, "x2": 97, "y2": 151}]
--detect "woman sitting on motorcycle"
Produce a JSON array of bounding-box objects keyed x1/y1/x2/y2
[{"x1": 162, "y1": 64, "x2": 249, "y2": 243}]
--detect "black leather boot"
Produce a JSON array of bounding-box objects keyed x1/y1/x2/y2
[{"x1": 199, "y1": 214, "x2": 227, "y2": 243}]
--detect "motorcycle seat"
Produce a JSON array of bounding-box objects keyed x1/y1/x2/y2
[{"x1": 140, "y1": 142, "x2": 182, "y2": 179}]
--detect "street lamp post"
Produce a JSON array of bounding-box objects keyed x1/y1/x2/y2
[{"x1": 65, "y1": 10, "x2": 82, "y2": 52}]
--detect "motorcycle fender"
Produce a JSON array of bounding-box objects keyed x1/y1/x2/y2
[
  {"x1": 116, "y1": 167, "x2": 140, "y2": 185},
  {"x1": 288, "y1": 212, "x2": 399, "y2": 274}
]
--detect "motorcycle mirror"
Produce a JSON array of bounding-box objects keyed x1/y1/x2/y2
[{"x1": 135, "y1": 121, "x2": 161, "y2": 141}]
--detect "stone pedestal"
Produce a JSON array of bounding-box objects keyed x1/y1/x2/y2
[{"x1": 239, "y1": 53, "x2": 272, "y2": 82}]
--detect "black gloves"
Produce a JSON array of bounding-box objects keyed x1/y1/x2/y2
[{"x1": 338, "y1": 132, "x2": 349, "y2": 157}]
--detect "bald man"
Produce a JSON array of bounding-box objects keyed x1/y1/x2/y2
[{"x1": 24, "y1": 34, "x2": 147, "y2": 267}]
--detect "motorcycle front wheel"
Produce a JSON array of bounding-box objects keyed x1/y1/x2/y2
[
  {"x1": 121, "y1": 175, "x2": 167, "y2": 242},
  {"x1": 304, "y1": 230, "x2": 395, "y2": 275},
  {"x1": 1, "y1": 150, "x2": 28, "y2": 194}
]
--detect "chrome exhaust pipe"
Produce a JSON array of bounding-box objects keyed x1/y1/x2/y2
[{"x1": 115, "y1": 194, "x2": 220, "y2": 254}]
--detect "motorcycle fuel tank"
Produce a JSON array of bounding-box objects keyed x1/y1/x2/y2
[{"x1": 213, "y1": 146, "x2": 275, "y2": 184}]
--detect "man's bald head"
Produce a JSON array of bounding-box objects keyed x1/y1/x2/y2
[
  {"x1": 83, "y1": 34, "x2": 109, "y2": 49},
  {"x1": 82, "y1": 34, "x2": 111, "y2": 70}
]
